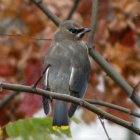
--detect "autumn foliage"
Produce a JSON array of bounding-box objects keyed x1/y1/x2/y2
[{"x1": 0, "y1": 0, "x2": 140, "y2": 125}]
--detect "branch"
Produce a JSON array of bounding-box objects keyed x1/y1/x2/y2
[
  {"x1": 66, "y1": 0, "x2": 80, "y2": 20},
  {"x1": 87, "y1": 99, "x2": 140, "y2": 118},
  {"x1": 0, "y1": 82, "x2": 140, "y2": 135},
  {"x1": 98, "y1": 116, "x2": 111, "y2": 140},
  {"x1": 87, "y1": 0, "x2": 98, "y2": 47},
  {"x1": 131, "y1": 81, "x2": 140, "y2": 99},
  {"x1": 0, "y1": 92, "x2": 17, "y2": 108},
  {"x1": 86, "y1": 0, "x2": 140, "y2": 108},
  {"x1": 33, "y1": 64, "x2": 51, "y2": 88},
  {"x1": 31, "y1": 0, "x2": 62, "y2": 26},
  {"x1": 0, "y1": 34, "x2": 52, "y2": 41},
  {"x1": 88, "y1": 49, "x2": 140, "y2": 108}
]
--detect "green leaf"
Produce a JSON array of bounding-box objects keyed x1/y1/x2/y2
[
  {"x1": 5, "y1": 117, "x2": 72, "y2": 140},
  {"x1": 70, "y1": 117, "x2": 81, "y2": 124},
  {"x1": 5, "y1": 118, "x2": 52, "y2": 140}
]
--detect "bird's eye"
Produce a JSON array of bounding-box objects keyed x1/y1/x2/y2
[{"x1": 68, "y1": 28, "x2": 77, "y2": 34}]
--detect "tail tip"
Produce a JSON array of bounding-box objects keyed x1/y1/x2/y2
[{"x1": 52, "y1": 125, "x2": 69, "y2": 131}]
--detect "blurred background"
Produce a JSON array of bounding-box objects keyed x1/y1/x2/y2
[{"x1": 0, "y1": 0, "x2": 140, "y2": 139}]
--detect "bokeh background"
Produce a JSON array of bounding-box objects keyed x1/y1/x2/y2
[{"x1": 0, "y1": 0, "x2": 140, "y2": 139}]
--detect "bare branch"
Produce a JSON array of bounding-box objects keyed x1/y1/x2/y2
[
  {"x1": 87, "y1": 99, "x2": 140, "y2": 118},
  {"x1": 130, "y1": 81, "x2": 140, "y2": 98},
  {"x1": 66, "y1": 0, "x2": 80, "y2": 20},
  {"x1": 88, "y1": 49, "x2": 140, "y2": 108},
  {"x1": 0, "y1": 82, "x2": 140, "y2": 135},
  {"x1": 33, "y1": 64, "x2": 51, "y2": 88},
  {"x1": 87, "y1": 0, "x2": 98, "y2": 47},
  {"x1": 86, "y1": 0, "x2": 140, "y2": 108},
  {"x1": 0, "y1": 34, "x2": 52, "y2": 41},
  {"x1": 31, "y1": 0, "x2": 62, "y2": 26},
  {"x1": 0, "y1": 92, "x2": 17, "y2": 109},
  {"x1": 98, "y1": 116, "x2": 112, "y2": 140}
]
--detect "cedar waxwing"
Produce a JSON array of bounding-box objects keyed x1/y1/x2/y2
[{"x1": 42, "y1": 20, "x2": 91, "y2": 130}]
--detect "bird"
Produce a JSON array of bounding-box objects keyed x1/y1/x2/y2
[{"x1": 42, "y1": 20, "x2": 91, "y2": 130}]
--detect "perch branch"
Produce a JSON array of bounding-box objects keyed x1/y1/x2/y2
[{"x1": 0, "y1": 82, "x2": 140, "y2": 136}]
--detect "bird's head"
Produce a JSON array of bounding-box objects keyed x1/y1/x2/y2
[{"x1": 54, "y1": 20, "x2": 91, "y2": 41}]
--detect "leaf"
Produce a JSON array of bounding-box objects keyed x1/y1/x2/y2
[
  {"x1": 5, "y1": 118, "x2": 52, "y2": 140},
  {"x1": 70, "y1": 117, "x2": 81, "y2": 124},
  {"x1": 5, "y1": 117, "x2": 72, "y2": 140}
]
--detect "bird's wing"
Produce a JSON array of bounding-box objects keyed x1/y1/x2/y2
[
  {"x1": 68, "y1": 66, "x2": 90, "y2": 117},
  {"x1": 69, "y1": 66, "x2": 89, "y2": 97}
]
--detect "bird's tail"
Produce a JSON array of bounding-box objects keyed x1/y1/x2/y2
[
  {"x1": 52, "y1": 100, "x2": 69, "y2": 130},
  {"x1": 42, "y1": 96, "x2": 50, "y2": 115},
  {"x1": 68, "y1": 103, "x2": 78, "y2": 117}
]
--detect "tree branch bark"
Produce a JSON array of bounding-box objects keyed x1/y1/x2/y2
[
  {"x1": 87, "y1": 0, "x2": 140, "y2": 108},
  {"x1": 87, "y1": 0, "x2": 98, "y2": 47},
  {"x1": 98, "y1": 116, "x2": 111, "y2": 140},
  {"x1": 0, "y1": 92, "x2": 16, "y2": 108},
  {"x1": 88, "y1": 48, "x2": 140, "y2": 108},
  {"x1": 87, "y1": 99, "x2": 140, "y2": 118},
  {"x1": 66, "y1": 0, "x2": 80, "y2": 20},
  {"x1": 31, "y1": 0, "x2": 62, "y2": 26},
  {"x1": 0, "y1": 82, "x2": 140, "y2": 135}
]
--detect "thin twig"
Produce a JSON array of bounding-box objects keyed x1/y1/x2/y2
[
  {"x1": 66, "y1": 0, "x2": 80, "y2": 20},
  {"x1": 0, "y1": 82, "x2": 140, "y2": 135},
  {"x1": 131, "y1": 81, "x2": 140, "y2": 98},
  {"x1": 0, "y1": 34, "x2": 52, "y2": 41},
  {"x1": 87, "y1": 0, "x2": 98, "y2": 47},
  {"x1": 0, "y1": 92, "x2": 17, "y2": 109},
  {"x1": 33, "y1": 64, "x2": 51, "y2": 88},
  {"x1": 31, "y1": 0, "x2": 62, "y2": 26},
  {"x1": 133, "y1": 81, "x2": 140, "y2": 91},
  {"x1": 87, "y1": 99, "x2": 140, "y2": 118},
  {"x1": 98, "y1": 116, "x2": 112, "y2": 140}
]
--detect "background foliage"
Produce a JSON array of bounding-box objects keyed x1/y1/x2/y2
[{"x1": 0, "y1": 0, "x2": 140, "y2": 139}]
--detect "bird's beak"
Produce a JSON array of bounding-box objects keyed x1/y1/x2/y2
[
  {"x1": 76, "y1": 28, "x2": 91, "y2": 39},
  {"x1": 82, "y1": 28, "x2": 91, "y2": 33}
]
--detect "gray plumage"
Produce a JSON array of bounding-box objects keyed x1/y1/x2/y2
[{"x1": 42, "y1": 20, "x2": 90, "y2": 127}]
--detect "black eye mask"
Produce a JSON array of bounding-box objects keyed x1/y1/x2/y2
[{"x1": 68, "y1": 28, "x2": 85, "y2": 34}]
